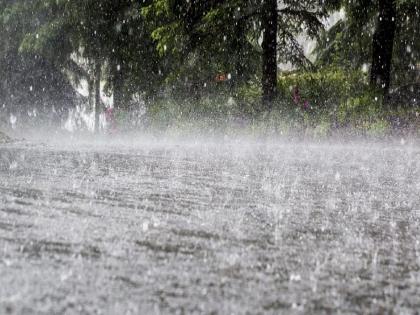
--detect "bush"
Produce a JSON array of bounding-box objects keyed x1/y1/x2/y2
[
  {"x1": 274, "y1": 66, "x2": 391, "y2": 134},
  {"x1": 336, "y1": 93, "x2": 383, "y2": 127},
  {"x1": 129, "y1": 66, "x2": 417, "y2": 137},
  {"x1": 277, "y1": 66, "x2": 370, "y2": 112}
]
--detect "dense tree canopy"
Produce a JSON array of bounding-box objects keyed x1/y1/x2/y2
[
  {"x1": 0, "y1": 0, "x2": 419, "y2": 125},
  {"x1": 314, "y1": 0, "x2": 419, "y2": 95},
  {"x1": 0, "y1": 0, "x2": 75, "y2": 118}
]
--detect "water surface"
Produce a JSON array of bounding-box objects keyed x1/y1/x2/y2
[{"x1": 1, "y1": 139, "x2": 420, "y2": 314}]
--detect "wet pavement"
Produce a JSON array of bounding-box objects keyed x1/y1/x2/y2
[{"x1": 1, "y1": 139, "x2": 420, "y2": 314}]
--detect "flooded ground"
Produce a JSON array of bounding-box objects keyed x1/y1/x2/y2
[{"x1": 1, "y1": 138, "x2": 420, "y2": 314}]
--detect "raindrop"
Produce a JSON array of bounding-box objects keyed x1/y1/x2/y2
[
  {"x1": 290, "y1": 273, "x2": 301, "y2": 282},
  {"x1": 10, "y1": 114, "x2": 17, "y2": 128},
  {"x1": 362, "y1": 64, "x2": 368, "y2": 73},
  {"x1": 142, "y1": 221, "x2": 149, "y2": 232}
]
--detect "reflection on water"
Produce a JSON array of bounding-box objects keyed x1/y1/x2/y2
[{"x1": 1, "y1": 140, "x2": 420, "y2": 314}]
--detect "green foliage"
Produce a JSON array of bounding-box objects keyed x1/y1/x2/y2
[
  {"x1": 1, "y1": 0, "x2": 418, "y2": 136},
  {"x1": 0, "y1": 0, "x2": 77, "y2": 114},
  {"x1": 140, "y1": 66, "x2": 399, "y2": 137},
  {"x1": 142, "y1": 0, "x2": 329, "y2": 100},
  {"x1": 277, "y1": 67, "x2": 370, "y2": 114},
  {"x1": 336, "y1": 93, "x2": 383, "y2": 126},
  {"x1": 314, "y1": 0, "x2": 420, "y2": 87}
]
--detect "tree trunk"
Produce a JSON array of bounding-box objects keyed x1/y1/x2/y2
[
  {"x1": 229, "y1": 20, "x2": 246, "y2": 98},
  {"x1": 234, "y1": 20, "x2": 245, "y2": 87},
  {"x1": 370, "y1": 0, "x2": 396, "y2": 97},
  {"x1": 261, "y1": 0, "x2": 278, "y2": 110},
  {"x1": 94, "y1": 61, "x2": 101, "y2": 133},
  {"x1": 88, "y1": 78, "x2": 94, "y2": 111},
  {"x1": 112, "y1": 61, "x2": 124, "y2": 110}
]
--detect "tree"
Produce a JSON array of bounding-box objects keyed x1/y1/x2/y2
[
  {"x1": 0, "y1": 0, "x2": 76, "y2": 120},
  {"x1": 94, "y1": 61, "x2": 101, "y2": 133},
  {"x1": 13, "y1": 0, "x2": 163, "y2": 131},
  {"x1": 314, "y1": 0, "x2": 419, "y2": 98},
  {"x1": 144, "y1": 0, "x2": 327, "y2": 108},
  {"x1": 141, "y1": 0, "x2": 259, "y2": 100},
  {"x1": 370, "y1": 0, "x2": 397, "y2": 96},
  {"x1": 261, "y1": 0, "x2": 278, "y2": 108}
]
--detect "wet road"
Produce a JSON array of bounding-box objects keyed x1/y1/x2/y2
[{"x1": 1, "y1": 139, "x2": 420, "y2": 314}]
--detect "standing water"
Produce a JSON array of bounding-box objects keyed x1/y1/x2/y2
[{"x1": 1, "y1": 137, "x2": 420, "y2": 314}]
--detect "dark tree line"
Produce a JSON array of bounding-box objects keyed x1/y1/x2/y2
[
  {"x1": 0, "y1": 0, "x2": 419, "y2": 128},
  {"x1": 370, "y1": 0, "x2": 396, "y2": 97},
  {"x1": 316, "y1": 0, "x2": 419, "y2": 97}
]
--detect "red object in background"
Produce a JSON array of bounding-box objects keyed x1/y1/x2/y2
[
  {"x1": 215, "y1": 73, "x2": 228, "y2": 82},
  {"x1": 292, "y1": 85, "x2": 310, "y2": 110},
  {"x1": 105, "y1": 107, "x2": 117, "y2": 133},
  {"x1": 292, "y1": 86, "x2": 301, "y2": 105}
]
